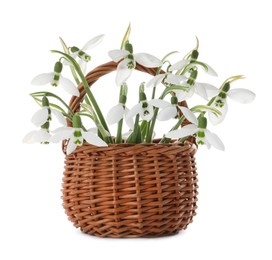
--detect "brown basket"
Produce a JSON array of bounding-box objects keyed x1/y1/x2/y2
[{"x1": 62, "y1": 61, "x2": 198, "y2": 238}]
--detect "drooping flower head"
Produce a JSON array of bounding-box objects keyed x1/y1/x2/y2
[
  {"x1": 69, "y1": 34, "x2": 104, "y2": 73},
  {"x1": 109, "y1": 41, "x2": 163, "y2": 86},
  {"x1": 31, "y1": 61, "x2": 79, "y2": 97},
  {"x1": 166, "y1": 115, "x2": 225, "y2": 150},
  {"x1": 23, "y1": 96, "x2": 65, "y2": 144},
  {"x1": 208, "y1": 80, "x2": 256, "y2": 125},
  {"x1": 50, "y1": 114, "x2": 107, "y2": 154}
]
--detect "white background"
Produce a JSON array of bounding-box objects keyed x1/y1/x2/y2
[{"x1": 1, "y1": 0, "x2": 271, "y2": 259}]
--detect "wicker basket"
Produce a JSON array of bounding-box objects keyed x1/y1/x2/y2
[{"x1": 62, "y1": 62, "x2": 198, "y2": 238}]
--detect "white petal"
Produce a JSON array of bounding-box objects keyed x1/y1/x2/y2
[
  {"x1": 134, "y1": 53, "x2": 162, "y2": 68},
  {"x1": 208, "y1": 102, "x2": 228, "y2": 125},
  {"x1": 126, "y1": 103, "x2": 142, "y2": 120},
  {"x1": 228, "y1": 88, "x2": 256, "y2": 104},
  {"x1": 157, "y1": 106, "x2": 177, "y2": 121},
  {"x1": 82, "y1": 131, "x2": 108, "y2": 147},
  {"x1": 82, "y1": 34, "x2": 105, "y2": 50},
  {"x1": 174, "y1": 88, "x2": 194, "y2": 101},
  {"x1": 66, "y1": 140, "x2": 78, "y2": 155},
  {"x1": 59, "y1": 76, "x2": 80, "y2": 97},
  {"x1": 79, "y1": 59, "x2": 87, "y2": 75},
  {"x1": 108, "y1": 49, "x2": 130, "y2": 62},
  {"x1": 124, "y1": 107, "x2": 134, "y2": 130},
  {"x1": 201, "y1": 83, "x2": 219, "y2": 97},
  {"x1": 23, "y1": 130, "x2": 51, "y2": 143},
  {"x1": 205, "y1": 130, "x2": 225, "y2": 151},
  {"x1": 148, "y1": 99, "x2": 171, "y2": 108},
  {"x1": 106, "y1": 104, "x2": 125, "y2": 125},
  {"x1": 146, "y1": 74, "x2": 165, "y2": 88},
  {"x1": 165, "y1": 74, "x2": 187, "y2": 85},
  {"x1": 31, "y1": 108, "x2": 48, "y2": 127},
  {"x1": 23, "y1": 131, "x2": 37, "y2": 144},
  {"x1": 116, "y1": 59, "x2": 133, "y2": 85},
  {"x1": 169, "y1": 60, "x2": 190, "y2": 71},
  {"x1": 195, "y1": 82, "x2": 208, "y2": 100},
  {"x1": 51, "y1": 109, "x2": 67, "y2": 125},
  {"x1": 49, "y1": 127, "x2": 74, "y2": 143},
  {"x1": 205, "y1": 63, "x2": 218, "y2": 76},
  {"x1": 139, "y1": 104, "x2": 154, "y2": 121},
  {"x1": 166, "y1": 124, "x2": 198, "y2": 139},
  {"x1": 31, "y1": 73, "x2": 53, "y2": 85},
  {"x1": 88, "y1": 127, "x2": 98, "y2": 133},
  {"x1": 179, "y1": 107, "x2": 198, "y2": 125}
]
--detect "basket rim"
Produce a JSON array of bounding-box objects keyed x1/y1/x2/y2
[{"x1": 62, "y1": 139, "x2": 197, "y2": 155}]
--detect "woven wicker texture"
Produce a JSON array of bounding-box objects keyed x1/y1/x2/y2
[{"x1": 62, "y1": 62, "x2": 198, "y2": 237}]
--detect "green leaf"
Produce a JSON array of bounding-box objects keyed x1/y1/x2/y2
[
  {"x1": 191, "y1": 105, "x2": 222, "y2": 116},
  {"x1": 121, "y1": 23, "x2": 131, "y2": 50},
  {"x1": 140, "y1": 120, "x2": 148, "y2": 140}
]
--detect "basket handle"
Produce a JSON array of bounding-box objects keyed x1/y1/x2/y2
[{"x1": 68, "y1": 61, "x2": 190, "y2": 126}]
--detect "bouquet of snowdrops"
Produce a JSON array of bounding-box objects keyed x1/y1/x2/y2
[{"x1": 24, "y1": 25, "x2": 255, "y2": 154}]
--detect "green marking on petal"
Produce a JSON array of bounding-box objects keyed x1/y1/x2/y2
[
  {"x1": 197, "y1": 131, "x2": 205, "y2": 138},
  {"x1": 53, "y1": 73, "x2": 60, "y2": 82},
  {"x1": 74, "y1": 130, "x2": 82, "y2": 138},
  {"x1": 74, "y1": 138, "x2": 82, "y2": 145},
  {"x1": 218, "y1": 92, "x2": 227, "y2": 99}
]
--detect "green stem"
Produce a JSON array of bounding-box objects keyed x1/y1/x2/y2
[
  {"x1": 59, "y1": 37, "x2": 80, "y2": 85},
  {"x1": 116, "y1": 118, "x2": 123, "y2": 144},
  {"x1": 160, "y1": 116, "x2": 186, "y2": 143},
  {"x1": 31, "y1": 91, "x2": 74, "y2": 115},
  {"x1": 51, "y1": 50, "x2": 113, "y2": 143}
]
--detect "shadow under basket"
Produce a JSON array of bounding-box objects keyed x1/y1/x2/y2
[{"x1": 62, "y1": 141, "x2": 198, "y2": 238}]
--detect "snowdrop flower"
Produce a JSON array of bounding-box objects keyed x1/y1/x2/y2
[
  {"x1": 50, "y1": 115, "x2": 107, "y2": 155},
  {"x1": 31, "y1": 61, "x2": 79, "y2": 97},
  {"x1": 106, "y1": 97, "x2": 134, "y2": 129},
  {"x1": 169, "y1": 50, "x2": 218, "y2": 77},
  {"x1": 31, "y1": 96, "x2": 66, "y2": 128},
  {"x1": 23, "y1": 129, "x2": 51, "y2": 144},
  {"x1": 173, "y1": 69, "x2": 219, "y2": 101},
  {"x1": 126, "y1": 92, "x2": 157, "y2": 122},
  {"x1": 108, "y1": 42, "x2": 163, "y2": 85},
  {"x1": 166, "y1": 116, "x2": 225, "y2": 150},
  {"x1": 150, "y1": 96, "x2": 198, "y2": 124},
  {"x1": 70, "y1": 34, "x2": 104, "y2": 73},
  {"x1": 208, "y1": 82, "x2": 256, "y2": 125}
]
